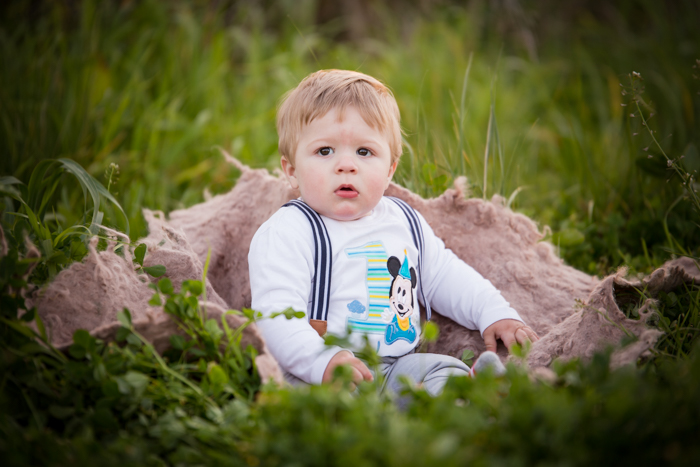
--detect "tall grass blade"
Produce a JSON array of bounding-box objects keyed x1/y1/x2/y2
[
  {"x1": 506, "y1": 186, "x2": 527, "y2": 209},
  {"x1": 58, "y1": 158, "x2": 129, "y2": 234},
  {"x1": 458, "y1": 54, "x2": 473, "y2": 176},
  {"x1": 483, "y1": 97, "x2": 494, "y2": 200}
]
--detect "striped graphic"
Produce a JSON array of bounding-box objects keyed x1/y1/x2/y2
[{"x1": 345, "y1": 242, "x2": 392, "y2": 334}]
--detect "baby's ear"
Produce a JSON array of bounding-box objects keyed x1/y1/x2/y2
[
  {"x1": 387, "y1": 256, "x2": 401, "y2": 277},
  {"x1": 280, "y1": 155, "x2": 293, "y2": 169},
  {"x1": 280, "y1": 155, "x2": 298, "y2": 189},
  {"x1": 385, "y1": 160, "x2": 398, "y2": 187}
]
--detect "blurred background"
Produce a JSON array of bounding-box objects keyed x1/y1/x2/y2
[{"x1": 1, "y1": 0, "x2": 698, "y2": 275}]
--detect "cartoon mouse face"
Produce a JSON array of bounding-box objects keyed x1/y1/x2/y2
[{"x1": 387, "y1": 255, "x2": 417, "y2": 321}]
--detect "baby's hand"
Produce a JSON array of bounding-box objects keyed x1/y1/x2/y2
[
  {"x1": 483, "y1": 319, "x2": 539, "y2": 353},
  {"x1": 323, "y1": 350, "x2": 374, "y2": 386}
]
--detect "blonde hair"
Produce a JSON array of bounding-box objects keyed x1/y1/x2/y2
[{"x1": 277, "y1": 69, "x2": 402, "y2": 164}]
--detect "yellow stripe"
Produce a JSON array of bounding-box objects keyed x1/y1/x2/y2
[
  {"x1": 368, "y1": 278, "x2": 390, "y2": 281},
  {"x1": 368, "y1": 259, "x2": 386, "y2": 263},
  {"x1": 368, "y1": 313, "x2": 383, "y2": 318}
]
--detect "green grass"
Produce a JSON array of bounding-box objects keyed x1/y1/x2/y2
[
  {"x1": 2, "y1": 233, "x2": 700, "y2": 464},
  {"x1": 1, "y1": 0, "x2": 698, "y2": 275},
  {"x1": 1, "y1": 2, "x2": 700, "y2": 463},
  {"x1": 1, "y1": 0, "x2": 698, "y2": 355}
]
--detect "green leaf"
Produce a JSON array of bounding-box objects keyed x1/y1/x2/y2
[
  {"x1": 134, "y1": 243, "x2": 147, "y2": 267},
  {"x1": 0, "y1": 318, "x2": 38, "y2": 339},
  {"x1": 102, "y1": 380, "x2": 120, "y2": 398},
  {"x1": 511, "y1": 342, "x2": 524, "y2": 358},
  {"x1": 0, "y1": 175, "x2": 24, "y2": 187},
  {"x1": 148, "y1": 293, "x2": 162, "y2": 306},
  {"x1": 242, "y1": 308, "x2": 256, "y2": 320},
  {"x1": 19, "y1": 342, "x2": 52, "y2": 356},
  {"x1": 73, "y1": 329, "x2": 92, "y2": 348},
  {"x1": 0, "y1": 183, "x2": 24, "y2": 204},
  {"x1": 115, "y1": 327, "x2": 130, "y2": 342},
  {"x1": 115, "y1": 377, "x2": 130, "y2": 395},
  {"x1": 123, "y1": 371, "x2": 149, "y2": 396},
  {"x1": 277, "y1": 307, "x2": 306, "y2": 320},
  {"x1": 57, "y1": 158, "x2": 130, "y2": 234},
  {"x1": 422, "y1": 321, "x2": 440, "y2": 343},
  {"x1": 461, "y1": 349, "x2": 475, "y2": 366},
  {"x1": 126, "y1": 333, "x2": 141, "y2": 347},
  {"x1": 158, "y1": 277, "x2": 174, "y2": 295},
  {"x1": 208, "y1": 363, "x2": 229, "y2": 387},
  {"x1": 35, "y1": 312, "x2": 48, "y2": 341},
  {"x1": 69, "y1": 344, "x2": 86, "y2": 359},
  {"x1": 205, "y1": 319, "x2": 224, "y2": 341},
  {"x1": 45, "y1": 250, "x2": 70, "y2": 266},
  {"x1": 170, "y1": 334, "x2": 186, "y2": 350},
  {"x1": 53, "y1": 225, "x2": 89, "y2": 247},
  {"x1": 117, "y1": 308, "x2": 132, "y2": 327},
  {"x1": 183, "y1": 279, "x2": 203, "y2": 297},
  {"x1": 185, "y1": 295, "x2": 199, "y2": 311},
  {"x1": 20, "y1": 308, "x2": 36, "y2": 322},
  {"x1": 143, "y1": 264, "x2": 166, "y2": 277}
]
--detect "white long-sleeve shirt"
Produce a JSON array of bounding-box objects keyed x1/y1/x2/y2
[{"x1": 249, "y1": 197, "x2": 523, "y2": 384}]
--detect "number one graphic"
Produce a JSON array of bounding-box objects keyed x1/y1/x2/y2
[{"x1": 345, "y1": 242, "x2": 392, "y2": 334}]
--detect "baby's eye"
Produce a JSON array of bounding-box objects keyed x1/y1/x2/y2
[
  {"x1": 357, "y1": 148, "x2": 372, "y2": 157},
  {"x1": 318, "y1": 147, "x2": 334, "y2": 156}
]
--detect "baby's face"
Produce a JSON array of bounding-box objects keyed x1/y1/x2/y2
[{"x1": 281, "y1": 106, "x2": 397, "y2": 221}]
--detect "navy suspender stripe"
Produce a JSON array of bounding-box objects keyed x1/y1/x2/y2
[
  {"x1": 387, "y1": 197, "x2": 432, "y2": 321},
  {"x1": 284, "y1": 197, "x2": 430, "y2": 324},
  {"x1": 283, "y1": 200, "x2": 332, "y2": 321}
]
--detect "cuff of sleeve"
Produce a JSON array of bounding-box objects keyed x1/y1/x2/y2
[
  {"x1": 309, "y1": 346, "x2": 350, "y2": 385},
  {"x1": 478, "y1": 309, "x2": 524, "y2": 336}
]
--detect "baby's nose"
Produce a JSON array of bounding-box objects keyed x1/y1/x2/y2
[{"x1": 335, "y1": 153, "x2": 358, "y2": 173}]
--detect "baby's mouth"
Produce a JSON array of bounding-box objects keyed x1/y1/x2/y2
[{"x1": 335, "y1": 184, "x2": 359, "y2": 199}]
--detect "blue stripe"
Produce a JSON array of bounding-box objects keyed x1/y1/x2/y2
[
  {"x1": 387, "y1": 196, "x2": 432, "y2": 321},
  {"x1": 284, "y1": 200, "x2": 332, "y2": 321}
]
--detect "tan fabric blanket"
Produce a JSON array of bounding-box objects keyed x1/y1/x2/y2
[{"x1": 31, "y1": 155, "x2": 700, "y2": 382}]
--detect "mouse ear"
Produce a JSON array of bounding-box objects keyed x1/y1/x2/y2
[
  {"x1": 387, "y1": 256, "x2": 401, "y2": 277},
  {"x1": 410, "y1": 267, "x2": 417, "y2": 288}
]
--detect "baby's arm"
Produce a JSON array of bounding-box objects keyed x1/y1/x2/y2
[
  {"x1": 249, "y1": 210, "x2": 347, "y2": 384},
  {"x1": 416, "y1": 212, "x2": 538, "y2": 350}
]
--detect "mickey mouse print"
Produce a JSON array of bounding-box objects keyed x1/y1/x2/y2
[{"x1": 382, "y1": 251, "x2": 418, "y2": 344}]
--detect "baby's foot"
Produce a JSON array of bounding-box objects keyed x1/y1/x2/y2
[{"x1": 469, "y1": 351, "x2": 506, "y2": 377}]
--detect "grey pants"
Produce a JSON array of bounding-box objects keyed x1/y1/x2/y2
[
  {"x1": 284, "y1": 352, "x2": 471, "y2": 397},
  {"x1": 377, "y1": 352, "x2": 471, "y2": 396}
]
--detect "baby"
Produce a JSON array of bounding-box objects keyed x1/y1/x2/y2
[{"x1": 249, "y1": 69, "x2": 539, "y2": 395}]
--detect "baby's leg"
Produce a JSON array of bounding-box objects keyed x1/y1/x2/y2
[{"x1": 381, "y1": 353, "x2": 471, "y2": 397}]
